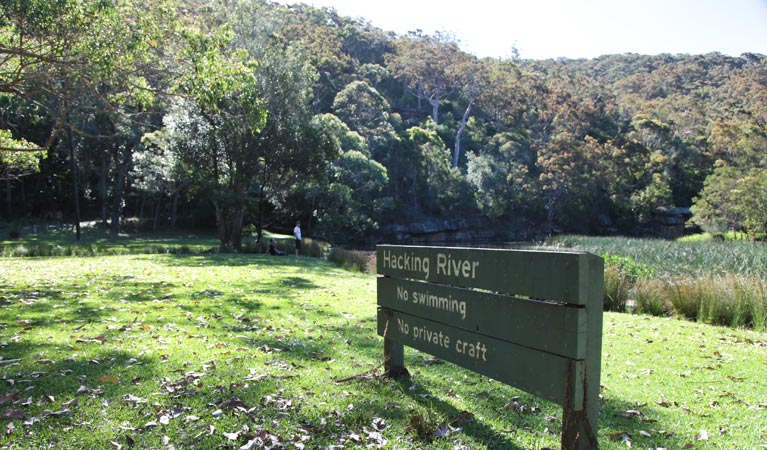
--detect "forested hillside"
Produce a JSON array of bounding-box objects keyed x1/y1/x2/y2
[{"x1": 2, "y1": 0, "x2": 766, "y2": 247}]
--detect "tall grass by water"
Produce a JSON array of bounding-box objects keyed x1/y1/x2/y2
[
  {"x1": 547, "y1": 234, "x2": 767, "y2": 277},
  {"x1": 547, "y1": 235, "x2": 767, "y2": 331}
]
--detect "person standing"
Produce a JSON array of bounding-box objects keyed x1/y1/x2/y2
[{"x1": 293, "y1": 220, "x2": 302, "y2": 258}]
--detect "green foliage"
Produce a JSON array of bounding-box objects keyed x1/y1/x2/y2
[
  {"x1": 601, "y1": 253, "x2": 655, "y2": 312},
  {"x1": 0, "y1": 129, "x2": 46, "y2": 176},
  {"x1": 466, "y1": 131, "x2": 535, "y2": 218},
  {"x1": 692, "y1": 166, "x2": 767, "y2": 237},
  {"x1": 601, "y1": 253, "x2": 656, "y2": 281},
  {"x1": 3, "y1": 0, "x2": 767, "y2": 246},
  {"x1": 316, "y1": 150, "x2": 390, "y2": 244},
  {"x1": 632, "y1": 277, "x2": 672, "y2": 316}
]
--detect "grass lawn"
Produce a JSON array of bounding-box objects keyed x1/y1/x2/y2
[
  {"x1": 1, "y1": 253, "x2": 766, "y2": 449},
  {"x1": 0, "y1": 228, "x2": 221, "y2": 256}
]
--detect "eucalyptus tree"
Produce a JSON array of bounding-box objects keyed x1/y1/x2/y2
[
  {"x1": 451, "y1": 56, "x2": 493, "y2": 168},
  {"x1": 466, "y1": 131, "x2": 537, "y2": 219},
  {"x1": 405, "y1": 126, "x2": 473, "y2": 217},
  {"x1": 387, "y1": 31, "x2": 463, "y2": 124},
  {"x1": 331, "y1": 80, "x2": 398, "y2": 159},
  {"x1": 315, "y1": 149, "x2": 390, "y2": 244}
]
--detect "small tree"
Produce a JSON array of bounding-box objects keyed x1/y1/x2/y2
[{"x1": 691, "y1": 166, "x2": 744, "y2": 233}]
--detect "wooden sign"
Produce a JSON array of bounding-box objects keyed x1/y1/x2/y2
[{"x1": 376, "y1": 245, "x2": 603, "y2": 450}]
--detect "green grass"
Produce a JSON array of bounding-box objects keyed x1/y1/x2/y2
[
  {"x1": 1, "y1": 253, "x2": 766, "y2": 449},
  {"x1": 2, "y1": 226, "x2": 330, "y2": 259},
  {"x1": 678, "y1": 231, "x2": 767, "y2": 243},
  {"x1": 1, "y1": 227, "x2": 221, "y2": 257}
]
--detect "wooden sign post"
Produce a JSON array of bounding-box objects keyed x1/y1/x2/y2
[{"x1": 376, "y1": 245, "x2": 604, "y2": 450}]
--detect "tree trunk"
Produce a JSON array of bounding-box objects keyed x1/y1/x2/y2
[
  {"x1": 416, "y1": 83, "x2": 423, "y2": 113},
  {"x1": 170, "y1": 186, "x2": 182, "y2": 229},
  {"x1": 98, "y1": 151, "x2": 109, "y2": 227},
  {"x1": 429, "y1": 97, "x2": 440, "y2": 125},
  {"x1": 138, "y1": 193, "x2": 145, "y2": 233},
  {"x1": 214, "y1": 201, "x2": 245, "y2": 253},
  {"x1": 255, "y1": 164, "x2": 270, "y2": 244},
  {"x1": 453, "y1": 100, "x2": 473, "y2": 168},
  {"x1": 4, "y1": 178, "x2": 11, "y2": 219},
  {"x1": 67, "y1": 127, "x2": 81, "y2": 241},
  {"x1": 545, "y1": 191, "x2": 560, "y2": 232},
  {"x1": 110, "y1": 145, "x2": 130, "y2": 234},
  {"x1": 153, "y1": 195, "x2": 162, "y2": 231}
]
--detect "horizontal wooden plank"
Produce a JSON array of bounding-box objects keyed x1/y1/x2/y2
[
  {"x1": 376, "y1": 245, "x2": 603, "y2": 305},
  {"x1": 378, "y1": 277, "x2": 587, "y2": 359},
  {"x1": 377, "y1": 309, "x2": 584, "y2": 409}
]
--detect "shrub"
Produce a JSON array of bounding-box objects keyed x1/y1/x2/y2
[
  {"x1": 665, "y1": 278, "x2": 704, "y2": 321},
  {"x1": 601, "y1": 253, "x2": 655, "y2": 312},
  {"x1": 603, "y1": 264, "x2": 631, "y2": 312},
  {"x1": 632, "y1": 277, "x2": 672, "y2": 316},
  {"x1": 663, "y1": 275, "x2": 762, "y2": 329},
  {"x1": 601, "y1": 253, "x2": 656, "y2": 281},
  {"x1": 301, "y1": 237, "x2": 331, "y2": 259},
  {"x1": 328, "y1": 248, "x2": 376, "y2": 273}
]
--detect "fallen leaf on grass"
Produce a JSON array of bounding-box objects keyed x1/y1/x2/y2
[
  {"x1": 616, "y1": 409, "x2": 644, "y2": 419},
  {"x1": 223, "y1": 431, "x2": 240, "y2": 440},
  {"x1": 370, "y1": 417, "x2": 387, "y2": 431},
  {"x1": 2, "y1": 409, "x2": 26, "y2": 420},
  {"x1": 0, "y1": 389, "x2": 19, "y2": 405},
  {"x1": 45, "y1": 408, "x2": 72, "y2": 417},
  {"x1": 607, "y1": 431, "x2": 628, "y2": 440},
  {"x1": 504, "y1": 400, "x2": 521, "y2": 411},
  {"x1": 123, "y1": 394, "x2": 146, "y2": 404},
  {"x1": 97, "y1": 376, "x2": 120, "y2": 383},
  {"x1": 76, "y1": 385, "x2": 103, "y2": 396}
]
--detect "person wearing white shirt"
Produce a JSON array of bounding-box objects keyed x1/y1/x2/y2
[{"x1": 293, "y1": 221, "x2": 302, "y2": 258}]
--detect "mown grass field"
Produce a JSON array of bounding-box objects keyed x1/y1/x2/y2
[{"x1": 1, "y1": 246, "x2": 766, "y2": 449}]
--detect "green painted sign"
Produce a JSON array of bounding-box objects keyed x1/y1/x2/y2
[
  {"x1": 377, "y1": 244, "x2": 601, "y2": 305},
  {"x1": 378, "y1": 309, "x2": 584, "y2": 408},
  {"x1": 378, "y1": 277, "x2": 586, "y2": 360},
  {"x1": 376, "y1": 245, "x2": 604, "y2": 450}
]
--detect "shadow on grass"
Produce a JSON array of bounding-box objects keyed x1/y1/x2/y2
[
  {"x1": 0, "y1": 342, "x2": 163, "y2": 416},
  {"x1": 389, "y1": 374, "x2": 527, "y2": 449},
  {"x1": 149, "y1": 253, "x2": 298, "y2": 268},
  {"x1": 380, "y1": 363, "x2": 700, "y2": 449}
]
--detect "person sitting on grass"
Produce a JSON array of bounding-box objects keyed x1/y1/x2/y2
[{"x1": 268, "y1": 239, "x2": 286, "y2": 256}]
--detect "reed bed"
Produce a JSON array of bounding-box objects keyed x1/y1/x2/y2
[{"x1": 555, "y1": 235, "x2": 767, "y2": 331}]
